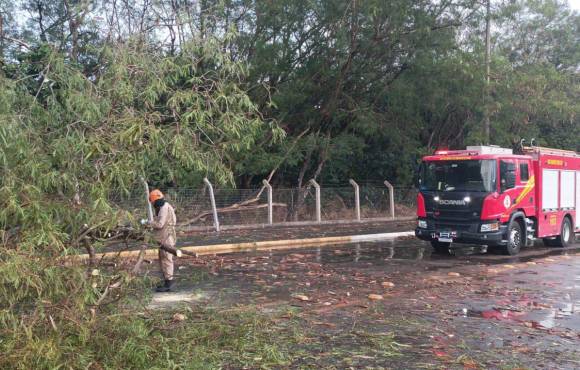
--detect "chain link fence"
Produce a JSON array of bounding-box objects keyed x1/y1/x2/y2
[{"x1": 111, "y1": 182, "x2": 417, "y2": 231}]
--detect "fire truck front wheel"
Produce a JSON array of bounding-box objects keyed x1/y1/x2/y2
[
  {"x1": 502, "y1": 220, "x2": 523, "y2": 255},
  {"x1": 553, "y1": 217, "x2": 573, "y2": 248}
]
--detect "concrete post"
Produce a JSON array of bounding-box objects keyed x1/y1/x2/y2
[
  {"x1": 140, "y1": 177, "x2": 154, "y2": 222},
  {"x1": 349, "y1": 179, "x2": 361, "y2": 221},
  {"x1": 308, "y1": 179, "x2": 321, "y2": 222},
  {"x1": 384, "y1": 180, "x2": 395, "y2": 220},
  {"x1": 262, "y1": 179, "x2": 273, "y2": 225},
  {"x1": 203, "y1": 178, "x2": 220, "y2": 232}
]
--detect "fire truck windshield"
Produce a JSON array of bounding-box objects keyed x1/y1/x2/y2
[{"x1": 419, "y1": 159, "x2": 497, "y2": 192}]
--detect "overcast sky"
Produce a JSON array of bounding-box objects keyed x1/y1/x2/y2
[{"x1": 570, "y1": 0, "x2": 580, "y2": 10}]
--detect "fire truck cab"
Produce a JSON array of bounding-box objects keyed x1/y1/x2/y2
[{"x1": 415, "y1": 145, "x2": 580, "y2": 255}]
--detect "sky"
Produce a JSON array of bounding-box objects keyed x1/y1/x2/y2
[{"x1": 570, "y1": 0, "x2": 580, "y2": 10}]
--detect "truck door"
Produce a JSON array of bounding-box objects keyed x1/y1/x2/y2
[
  {"x1": 500, "y1": 160, "x2": 518, "y2": 221},
  {"x1": 517, "y1": 159, "x2": 535, "y2": 216}
]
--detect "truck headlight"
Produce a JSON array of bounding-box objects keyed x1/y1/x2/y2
[
  {"x1": 418, "y1": 220, "x2": 428, "y2": 229},
  {"x1": 480, "y1": 222, "x2": 499, "y2": 232}
]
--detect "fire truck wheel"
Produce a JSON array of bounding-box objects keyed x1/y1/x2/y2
[
  {"x1": 503, "y1": 221, "x2": 523, "y2": 255},
  {"x1": 554, "y1": 217, "x2": 573, "y2": 248},
  {"x1": 430, "y1": 240, "x2": 451, "y2": 254}
]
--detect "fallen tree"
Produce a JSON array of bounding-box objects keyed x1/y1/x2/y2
[{"x1": 0, "y1": 37, "x2": 282, "y2": 368}]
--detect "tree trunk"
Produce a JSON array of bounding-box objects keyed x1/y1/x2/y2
[
  {"x1": 0, "y1": 12, "x2": 4, "y2": 58},
  {"x1": 484, "y1": 0, "x2": 491, "y2": 143}
]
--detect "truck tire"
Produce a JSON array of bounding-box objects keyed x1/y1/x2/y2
[
  {"x1": 502, "y1": 221, "x2": 523, "y2": 255},
  {"x1": 430, "y1": 240, "x2": 451, "y2": 254},
  {"x1": 553, "y1": 217, "x2": 573, "y2": 248}
]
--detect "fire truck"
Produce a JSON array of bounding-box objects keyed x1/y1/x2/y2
[{"x1": 415, "y1": 144, "x2": 580, "y2": 255}]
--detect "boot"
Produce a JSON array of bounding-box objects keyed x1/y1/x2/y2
[{"x1": 155, "y1": 279, "x2": 175, "y2": 293}]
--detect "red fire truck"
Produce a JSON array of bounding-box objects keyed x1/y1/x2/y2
[{"x1": 415, "y1": 144, "x2": 580, "y2": 255}]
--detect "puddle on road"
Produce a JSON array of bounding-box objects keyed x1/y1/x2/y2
[
  {"x1": 244, "y1": 239, "x2": 580, "y2": 267},
  {"x1": 463, "y1": 305, "x2": 580, "y2": 331},
  {"x1": 455, "y1": 253, "x2": 580, "y2": 333},
  {"x1": 253, "y1": 240, "x2": 487, "y2": 266}
]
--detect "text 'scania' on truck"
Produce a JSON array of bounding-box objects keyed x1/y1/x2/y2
[{"x1": 415, "y1": 144, "x2": 580, "y2": 255}]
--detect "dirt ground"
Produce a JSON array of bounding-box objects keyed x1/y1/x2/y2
[{"x1": 144, "y1": 236, "x2": 580, "y2": 369}]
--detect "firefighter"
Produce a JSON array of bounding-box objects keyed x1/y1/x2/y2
[{"x1": 147, "y1": 189, "x2": 178, "y2": 292}]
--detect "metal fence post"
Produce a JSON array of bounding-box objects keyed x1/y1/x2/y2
[
  {"x1": 384, "y1": 180, "x2": 395, "y2": 220},
  {"x1": 140, "y1": 177, "x2": 154, "y2": 222},
  {"x1": 308, "y1": 179, "x2": 321, "y2": 222},
  {"x1": 349, "y1": 179, "x2": 361, "y2": 221},
  {"x1": 203, "y1": 178, "x2": 220, "y2": 232},
  {"x1": 262, "y1": 179, "x2": 273, "y2": 224}
]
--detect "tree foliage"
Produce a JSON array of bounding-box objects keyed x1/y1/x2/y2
[{"x1": 0, "y1": 30, "x2": 280, "y2": 366}]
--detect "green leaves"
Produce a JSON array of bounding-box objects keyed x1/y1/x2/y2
[{"x1": 0, "y1": 36, "x2": 276, "y2": 252}]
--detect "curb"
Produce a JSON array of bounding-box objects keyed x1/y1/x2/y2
[
  {"x1": 70, "y1": 231, "x2": 415, "y2": 262},
  {"x1": 180, "y1": 216, "x2": 416, "y2": 233}
]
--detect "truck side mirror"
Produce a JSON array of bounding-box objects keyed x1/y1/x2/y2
[
  {"x1": 414, "y1": 173, "x2": 421, "y2": 189},
  {"x1": 414, "y1": 163, "x2": 422, "y2": 189}
]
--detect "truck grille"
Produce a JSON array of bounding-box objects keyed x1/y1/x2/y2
[{"x1": 432, "y1": 221, "x2": 474, "y2": 232}]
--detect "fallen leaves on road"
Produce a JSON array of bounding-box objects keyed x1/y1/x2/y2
[
  {"x1": 293, "y1": 294, "x2": 310, "y2": 301},
  {"x1": 480, "y1": 309, "x2": 525, "y2": 321},
  {"x1": 459, "y1": 357, "x2": 479, "y2": 369},
  {"x1": 368, "y1": 294, "x2": 384, "y2": 301},
  {"x1": 432, "y1": 349, "x2": 450, "y2": 358},
  {"x1": 523, "y1": 321, "x2": 547, "y2": 330}
]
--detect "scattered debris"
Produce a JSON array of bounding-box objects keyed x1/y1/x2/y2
[
  {"x1": 172, "y1": 313, "x2": 186, "y2": 322},
  {"x1": 293, "y1": 294, "x2": 310, "y2": 301}
]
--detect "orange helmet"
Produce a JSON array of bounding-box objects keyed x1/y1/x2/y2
[{"x1": 149, "y1": 189, "x2": 164, "y2": 203}]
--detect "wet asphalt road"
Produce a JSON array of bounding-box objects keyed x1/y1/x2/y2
[{"x1": 146, "y1": 236, "x2": 580, "y2": 369}]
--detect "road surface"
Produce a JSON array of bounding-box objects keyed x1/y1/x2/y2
[{"x1": 146, "y1": 237, "x2": 580, "y2": 369}]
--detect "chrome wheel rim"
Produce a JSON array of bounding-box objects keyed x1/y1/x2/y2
[
  {"x1": 563, "y1": 222, "x2": 570, "y2": 242},
  {"x1": 510, "y1": 228, "x2": 521, "y2": 247}
]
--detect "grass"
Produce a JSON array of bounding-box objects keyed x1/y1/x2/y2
[{"x1": 2, "y1": 305, "x2": 308, "y2": 369}]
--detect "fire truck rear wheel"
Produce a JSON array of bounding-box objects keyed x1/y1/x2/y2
[
  {"x1": 430, "y1": 240, "x2": 451, "y2": 254},
  {"x1": 503, "y1": 221, "x2": 523, "y2": 255},
  {"x1": 554, "y1": 217, "x2": 573, "y2": 248}
]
